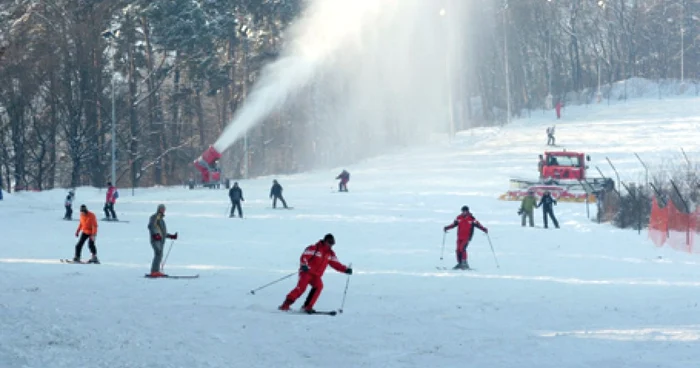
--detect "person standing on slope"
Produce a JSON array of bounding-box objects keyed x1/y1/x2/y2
[
  {"x1": 537, "y1": 191, "x2": 560, "y2": 229},
  {"x1": 64, "y1": 189, "x2": 75, "y2": 220},
  {"x1": 519, "y1": 191, "x2": 537, "y2": 227},
  {"x1": 279, "y1": 234, "x2": 352, "y2": 314},
  {"x1": 147, "y1": 204, "x2": 178, "y2": 277},
  {"x1": 104, "y1": 182, "x2": 118, "y2": 221},
  {"x1": 336, "y1": 170, "x2": 350, "y2": 192},
  {"x1": 228, "y1": 182, "x2": 244, "y2": 218},
  {"x1": 73, "y1": 204, "x2": 100, "y2": 263},
  {"x1": 443, "y1": 206, "x2": 488, "y2": 270},
  {"x1": 270, "y1": 179, "x2": 288, "y2": 209}
]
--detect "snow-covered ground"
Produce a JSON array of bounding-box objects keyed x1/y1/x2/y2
[{"x1": 2, "y1": 96, "x2": 700, "y2": 368}]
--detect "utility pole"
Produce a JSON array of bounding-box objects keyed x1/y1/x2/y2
[
  {"x1": 102, "y1": 30, "x2": 118, "y2": 185},
  {"x1": 503, "y1": 0, "x2": 511, "y2": 125}
]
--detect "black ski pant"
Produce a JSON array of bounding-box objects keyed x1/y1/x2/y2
[
  {"x1": 104, "y1": 202, "x2": 116, "y2": 219},
  {"x1": 543, "y1": 208, "x2": 559, "y2": 228},
  {"x1": 230, "y1": 200, "x2": 243, "y2": 217},
  {"x1": 150, "y1": 240, "x2": 164, "y2": 273},
  {"x1": 272, "y1": 195, "x2": 288, "y2": 209},
  {"x1": 75, "y1": 233, "x2": 97, "y2": 259},
  {"x1": 64, "y1": 205, "x2": 73, "y2": 220},
  {"x1": 547, "y1": 134, "x2": 555, "y2": 146}
]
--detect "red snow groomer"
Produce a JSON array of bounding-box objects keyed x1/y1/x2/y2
[
  {"x1": 193, "y1": 146, "x2": 222, "y2": 188},
  {"x1": 500, "y1": 150, "x2": 607, "y2": 203}
]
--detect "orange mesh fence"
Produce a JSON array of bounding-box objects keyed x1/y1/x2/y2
[{"x1": 649, "y1": 198, "x2": 700, "y2": 253}]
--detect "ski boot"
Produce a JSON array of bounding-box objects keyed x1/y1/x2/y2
[
  {"x1": 303, "y1": 307, "x2": 316, "y2": 314},
  {"x1": 278, "y1": 299, "x2": 293, "y2": 311},
  {"x1": 88, "y1": 255, "x2": 100, "y2": 264}
]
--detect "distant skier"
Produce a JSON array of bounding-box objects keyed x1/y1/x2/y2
[
  {"x1": 519, "y1": 191, "x2": 537, "y2": 227},
  {"x1": 443, "y1": 206, "x2": 488, "y2": 270},
  {"x1": 336, "y1": 170, "x2": 350, "y2": 192},
  {"x1": 278, "y1": 234, "x2": 352, "y2": 313},
  {"x1": 228, "y1": 182, "x2": 244, "y2": 218},
  {"x1": 147, "y1": 204, "x2": 178, "y2": 277},
  {"x1": 104, "y1": 182, "x2": 118, "y2": 221},
  {"x1": 73, "y1": 204, "x2": 100, "y2": 263},
  {"x1": 555, "y1": 100, "x2": 563, "y2": 119},
  {"x1": 64, "y1": 189, "x2": 75, "y2": 220},
  {"x1": 546, "y1": 126, "x2": 556, "y2": 146},
  {"x1": 270, "y1": 179, "x2": 288, "y2": 209},
  {"x1": 537, "y1": 190, "x2": 560, "y2": 229}
]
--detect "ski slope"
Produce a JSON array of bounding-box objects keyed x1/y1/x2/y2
[{"x1": 2, "y1": 96, "x2": 700, "y2": 368}]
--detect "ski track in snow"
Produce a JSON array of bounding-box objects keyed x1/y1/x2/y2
[{"x1": 2, "y1": 97, "x2": 700, "y2": 367}]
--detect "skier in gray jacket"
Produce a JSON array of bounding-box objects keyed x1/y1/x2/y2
[{"x1": 147, "y1": 204, "x2": 178, "y2": 277}]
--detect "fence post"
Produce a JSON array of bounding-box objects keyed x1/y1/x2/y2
[
  {"x1": 669, "y1": 179, "x2": 691, "y2": 248},
  {"x1": 605, "y1": 157, "x2": 621, "y2": 195},
  {"x1": 633, "y1": 153, "x2": 649, "y2": 192}
]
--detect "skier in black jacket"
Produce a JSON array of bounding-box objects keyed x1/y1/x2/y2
[
  {"x1": 537, "y1": 191, "x2": 560, "y2": 229},
  {"x1": 270, "y1": 179, "x2": 288, "y2": 209},
  {"x1": 228, "y1": 182, "x2": 244, "y2": 218}
]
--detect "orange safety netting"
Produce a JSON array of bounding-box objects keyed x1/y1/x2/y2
[{"x1": 648, "y1": 198, "x2": 700, "y2": 253}]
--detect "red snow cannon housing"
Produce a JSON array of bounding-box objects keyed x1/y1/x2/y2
[{"x1": 193, "y1": 146, "x2": 222, "y2": 184}]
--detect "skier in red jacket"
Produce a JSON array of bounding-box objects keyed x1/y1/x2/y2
[
  {"x1": 443, "y1": 206, "x2": 488, "y2": 270},
  {"x1": 104, "y1": 182, "x2": 118, "y2": 221},
  {"x1": 279, "y1": 234, "x2": 353, "y2": 314}
]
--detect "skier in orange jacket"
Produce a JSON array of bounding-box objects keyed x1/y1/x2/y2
[{"x1": 73, "y1": 204, "x2": 100, "y2": 263}]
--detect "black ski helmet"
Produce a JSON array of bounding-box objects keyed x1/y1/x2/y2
[
  {"x1": 461, "y1": 205, "x2": 469, "y2": 212},
  {"x1": 323, "y1": 233, "x2": 335, "y2": 245}
]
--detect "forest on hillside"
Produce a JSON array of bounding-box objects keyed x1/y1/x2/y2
[{"x1": 0, "y1": 0, "x2": 697, "y2": 191}]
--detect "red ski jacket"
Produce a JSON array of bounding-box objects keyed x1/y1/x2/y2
[
  {"x1": 106, "y1": 186, "x2": 117, "y2": 204},
  {"x1": 446, "y1": 213, "x2": 486, "y2": 242},
  {"x1": 299, "y1": 241, "x2": 348, "y2": 277}
]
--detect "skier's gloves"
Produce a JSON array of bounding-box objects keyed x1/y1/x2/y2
[
  {"x1": 345, "y1": 268, "x2": 353, "y2": 275},
  {"x1": 75, "y1": 230, "x2": 80, "y2": 237},
  {"x1": 167, "y1": 232, "x2": 178, "y2": 240},
  {"x1": 152, "y1": 234, "x2": 162, "y2": 241},
  {"x1": 483, "y1": 227, "x2": 489, "y2": 234},
  {"x1": 301, "y1": 264, "x2": 310, "y2": 272},
  {"x1": 443, "y1": 226, "x2": 449, "y2": 233}
]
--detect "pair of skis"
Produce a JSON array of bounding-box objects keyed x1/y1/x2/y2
[
  {"x1": 60, "y1": 259, "x2": 198, "y2": 278},
  {"x1": 284, "y1": 309, "x2": 338, "y2": 316},
  {"x1": 435, "y1": 266, "x2": 476, "y2": 271},
  {"x1": 144, "y1": 274, "x2": 199, "y2": 279}
]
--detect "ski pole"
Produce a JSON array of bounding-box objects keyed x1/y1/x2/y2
[
  {"x1": 339, "y1": 263, "x2": 352, "y2": 314},
  {"x1": 161, "y1": 239, "x2": 175, "y2": 271},
  {"x1": 249, "y1": 272, "x2": 296, "y2": 295},
  {"x1": 440, "y1": 232, "x2": 446, "y2": 260},
  {"x1": 486, "y1": 233, "x2": 500, "y2": 268}
]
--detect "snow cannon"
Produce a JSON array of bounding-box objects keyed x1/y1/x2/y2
[{"x1": 193, "y1": 145, "x2": 222, "y2": 184}]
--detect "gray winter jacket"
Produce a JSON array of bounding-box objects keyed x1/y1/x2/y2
[{"x1": 148, "y1": 212, "x2": 167, "y2": 241}]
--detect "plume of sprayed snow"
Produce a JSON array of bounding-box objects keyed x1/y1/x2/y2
[
  {"x1": 213, "y1": 0, "x2": 388, "y2": 152},
  {"x1": 215, "y1": 0, "x2": 470, "y2": 167}
]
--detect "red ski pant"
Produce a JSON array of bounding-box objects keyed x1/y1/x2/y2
[
  {"x1": 286, "y1": 272, "x2": 324, "y2": 309},
  {"x1": 455, "y1": 238, "x2": 470, "y2": 263}
]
